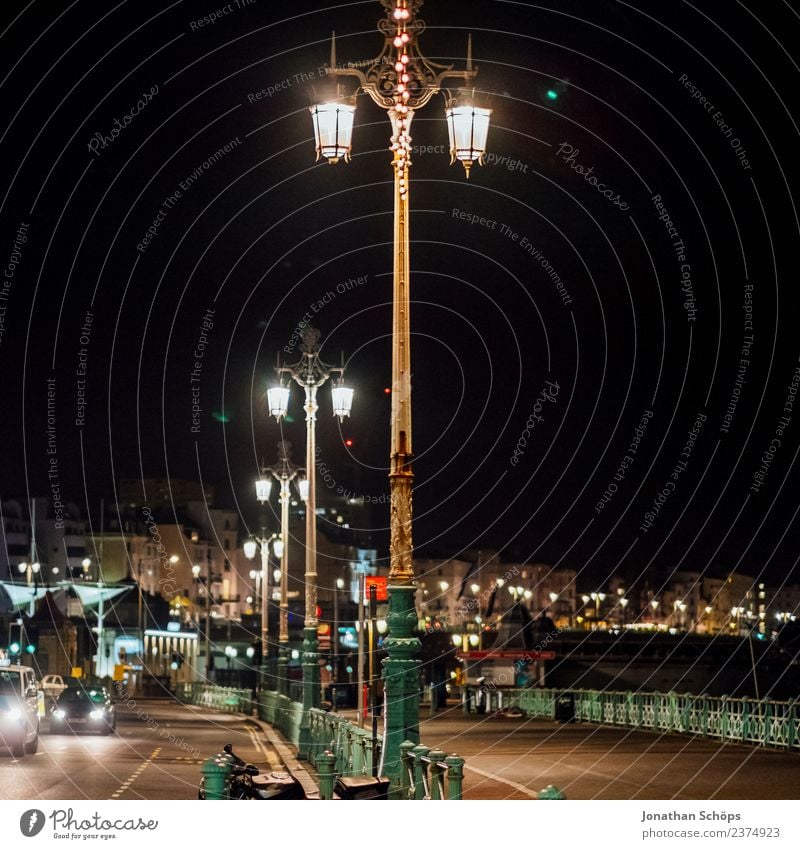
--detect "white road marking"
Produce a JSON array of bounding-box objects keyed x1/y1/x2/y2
[{"x1": 463, "y1": 763, "x2": 540, "y2": 798}]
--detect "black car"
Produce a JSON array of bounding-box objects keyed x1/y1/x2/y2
[{"x1": 50, "y1": 686, "x2": 116, "y2": 735}]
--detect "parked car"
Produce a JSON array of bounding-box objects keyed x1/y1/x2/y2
[
  {"x1": 0, "y1": 660, "x2": 41, "y2": 757},
  {"x1": 41, "y1": 674, "x2": 68, "y2": 700},
  {"x1": 50, "y1": 686, "x2": 116, "y2": 735}
]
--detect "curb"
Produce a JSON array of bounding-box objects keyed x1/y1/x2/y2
[{"x1": 247, "y1": 717, "x2": 321, "y2": 800}]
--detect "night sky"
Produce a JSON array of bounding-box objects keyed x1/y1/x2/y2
[{"x1": 1, "y1": 0, "x2": 799, "y2": 589}]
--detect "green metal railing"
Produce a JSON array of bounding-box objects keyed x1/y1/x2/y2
[
  {"x1": 178, "y1": 683, "x2": 255, "y2": 715},
  {"x1": 491, "y1": 686, "x2": 800, "y2": 751},
  {"x1": 307, "y1": 708, "x2": 464, "y2": 799},
  {"x1": 257, "y1": 690, "x2": 304, "y2": 745},
  {"x1": 307, "y1": 708, "x2": 381, "y2": 776}
]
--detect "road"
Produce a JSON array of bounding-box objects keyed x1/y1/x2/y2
[
  {"x1": 418, "y1": 711, "x2": 800, "y2": 800},
  {"x1": 0, "y1": 699, "x2": 278, "y2": 800}
]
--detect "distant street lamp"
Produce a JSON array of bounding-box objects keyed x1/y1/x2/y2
[
  {"x1": 619, "y1": 596, "x2": 629, "y2": 627},
  {"x1": 255, "y1": 441, "x2": 305, "y2": 694},
  {"x1": 310, "y1": 0, "x2": 491, "y2": 781},
  {"x1": 268, "y1": 326, "x2": 352, "y2": 759},
  {"x1": 244, "y1": 534, "x2": 270, "y2": 663}
]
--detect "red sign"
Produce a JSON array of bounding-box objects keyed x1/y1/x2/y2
[
  {"x1": 458, "y1": 650, "x2": 556, "y2": 661},
  {"x1": 317, "y1": 623, "x2": 331, "y2": 650},
  {"x1": 364, "y1": 576, "x2": 388, "y2": 602}
]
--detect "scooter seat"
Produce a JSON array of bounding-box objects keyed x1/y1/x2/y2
[{"x1": 252, "y1": 771, "x2": 293, "y2": 787}]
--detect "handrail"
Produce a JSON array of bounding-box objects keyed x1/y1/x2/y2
[{"x1": 477, "y1": 685, "x2": 800, "y2": 752}]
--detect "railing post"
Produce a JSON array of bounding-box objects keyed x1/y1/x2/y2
[
  {"x1": 787, "y1": 699, "x2": 797, "y2": 751},
  {"x1": 445, "y1": 754, "x2": 464, "y2": 800},
  {"x1": 412, "y1": 744, "x2": 430, "y2": 800},
  {"x1": 720, "y1": 695, "x2": 730, "y2": 742},
  {"x1": 762, "y1": 698, "x2": 772, "y2": 747},
  {"x1": 364, "y1": 732, "x2": 375, "y2": 777},
  {"x1": 317, "y1": 751, "x2": 337, "y2": 801},
  {"x1": 682, "y1": 694, "x2": 692, "y2": 734},
  {"x1": 399, "y1": 740, "x2": 416, "y2": 800},
  {"x1": 351, "y1": 729, "x2": 365, "y2": 775},
  {"x1": 742, "y1": 698, "x2": 751, "y2": 743},
  {"x1": 428, "y1": 750, "x2": 445, "y2": 800}
]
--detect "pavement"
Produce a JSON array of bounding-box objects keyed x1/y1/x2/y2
[{"x1": 415, "y1": 707, "x2": 800, "y2": 800}]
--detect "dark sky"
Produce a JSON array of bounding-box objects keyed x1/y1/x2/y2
[{"x1": 1, "y1": 0, "x2": 799, "y2": 588}]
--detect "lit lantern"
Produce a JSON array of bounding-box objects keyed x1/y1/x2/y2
[
  {"x1": 243, "y1": 538, "x2": 258, "y2": 559},
  {"x1": 445, "y1": 91, "x2": 492, "y2": 178},
  {"x1": 310, "y1": 98, "x2": 357, "y2": 164},
  {"x1": 331, "y1": 382, "x2": 354, "y2": 418},
  {"x1": 267, "y1": 384, "x2": 290, "y2": 419},
  {"x1": 272, "y1": 538, "x2": 285, "y2": 559},
  {"x1": 255, "y1": 476, "x2": 272, "y2": 503},
  {"x1": 297, "y1": 476, "x2": 310, "y2": 502}
]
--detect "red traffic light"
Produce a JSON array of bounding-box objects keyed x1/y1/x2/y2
[{"x1": 345, "y1": 439, "x2": 353, "y2": 447}]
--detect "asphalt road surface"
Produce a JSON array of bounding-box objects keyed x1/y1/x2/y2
[{"x1": 0, "y1": 699, "x2": 278, "y2": 800}]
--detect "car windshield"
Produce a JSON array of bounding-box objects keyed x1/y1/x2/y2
[
  {"x1": 59, "y1": 688, "x2": 105, "y2": 704},
  {"x1": 0, "y1": 671, "x2": 21, "y2": 695}
]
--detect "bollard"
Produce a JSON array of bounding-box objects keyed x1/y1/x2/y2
[
  {"x1": 317, "y1": 751, "x2": 337, "y2": 800},
  {"x1": 411, "y1": 745, "x2": 430, "y2": 800},
  {"x1": 399, "y1": 740, "x2": 416, "y2": 799},
  {"x1": 428, "y1": 750, "x2": 446, "y2": 800},
  {"x1": 537, "y1": 784, "x2": 565, "y2": 800},
  {"x1": 444, "y1": 754, "x2": 464, "y2": 800},
  {"x1": 201, "y1": 757, "x2": 231, "y2": 800}
]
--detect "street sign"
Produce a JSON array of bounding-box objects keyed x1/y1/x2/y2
[{"x1": 364, "y1": 576, "x2": 388, "y2": 602}]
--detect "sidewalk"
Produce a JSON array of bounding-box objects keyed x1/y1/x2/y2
[{"x1": 417, "y1": 708, "x2": 800, "y2": 800}]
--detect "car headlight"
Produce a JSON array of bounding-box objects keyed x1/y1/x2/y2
[
  {"x1": 2, "y1": 707, "x2": 22, "y2": 721},
  {"x1": 89, "y1": 710, "x2": 104, "y2": 720},
  {"x1": 53, "y1": 709, "x2": 66, "y2": 720}
]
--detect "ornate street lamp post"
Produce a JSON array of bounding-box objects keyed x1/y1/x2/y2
[
  {"x1": 309, "y1": 0, "x2": 490, "y2": 783},
  {"x1": 268, "y1": 327, "x2": 353, "y2": 759},
  {"x1": 255, "y1": 441, "x2": 306, "y2": 695}
]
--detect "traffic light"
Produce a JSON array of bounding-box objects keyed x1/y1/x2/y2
[
  {"x1": 542, "y1": 79, "x2": 568, "y2": 105},
  {"x1": 24, "y1": 624, "x2": 38, "y2": 655},
  {"x1": 8, "y1": 623, "x2": 22, "y2": 657},
  {"x1": 170, "y1": 651, "x2": 183, "y2": 670}
]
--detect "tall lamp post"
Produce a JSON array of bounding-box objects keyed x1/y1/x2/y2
[
  {"x1": 255, "y1": 441, "x2": 306, "y2": 696},
  {"x1": 244, "y1": 531, "x2": 273, "y2": 675},
  {"x1": 309, "y1": 0, "x2": 491, "y2": 781},
  {"x1": 267, "y1": 326, "x2": 353, "y2": 760}
]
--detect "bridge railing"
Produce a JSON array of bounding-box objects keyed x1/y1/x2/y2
[
  {"x1": 489, "y1": 686, "x2": 799, "y2": 751},
  {"x1": 178, "y1": 682, "x2": 254, "y2": 716},
  {"x1": 307, "y1": 708, "x2": 464, "y2": 799}
]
